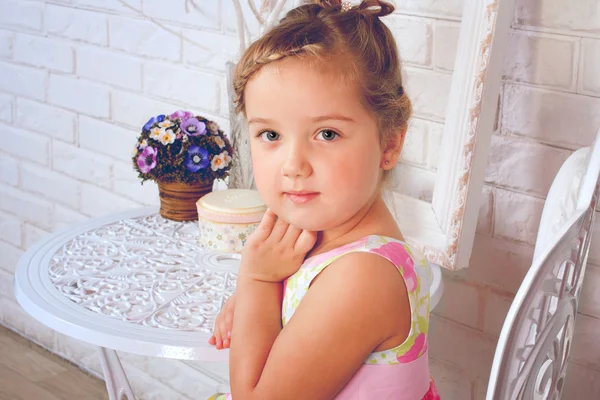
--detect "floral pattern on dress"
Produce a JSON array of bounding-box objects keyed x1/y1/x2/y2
[
  {"x1": 282, "y1": 235, "x2": 432, "y2": 365},
  {"x1": 208, "y1": 236, "x2": 439, "y2": 400}
]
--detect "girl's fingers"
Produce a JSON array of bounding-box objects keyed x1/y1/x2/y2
[
  {"x1": 255, "y1": 209, "x2": 277, "y2": 240},
  {"x1": 295, "y1": 230, "x2": 318, "y2": 254},
  {"x1": 219, "y1": 321, "x2": 229, "y2": 348},
  {"x1": 225, "y1": 311, "x2": 234, "y2": 328},
  {"x1": 269, "y1": 214, "x2": 289, "y2": 243},
  {"x1": 212, "y1": 326, "x2": 221, "y2": 348},
  {"x1": 212, "y1": 313, "x2": 223, "y2": 347},
  {"x1": 282, "y1": 224, "x2": 302, "y2": 246}
]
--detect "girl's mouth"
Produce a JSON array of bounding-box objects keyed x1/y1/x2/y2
[{"x1": 284, "y1": 192, "x2": 320, "y2": 204}]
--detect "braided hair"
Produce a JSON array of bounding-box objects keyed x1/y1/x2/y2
[{"x1": 233, "y1": 0, "x2": 411, "y2": 145}]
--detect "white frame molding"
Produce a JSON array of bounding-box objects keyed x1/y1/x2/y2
[
  {"x1": 228, "y1": 0, "x2": 516, "y2": 270},
  {"x1": 398, "y1": 0, "x2": 516, "y2": 270}
]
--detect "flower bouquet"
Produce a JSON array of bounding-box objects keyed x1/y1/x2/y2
[{"x1": 132, "y1": 110, "x2": 233, "y2": 221}]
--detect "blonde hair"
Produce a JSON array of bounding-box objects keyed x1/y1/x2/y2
[{"x1": 233, "y1": 0, "x2": 411, "y2": 203}]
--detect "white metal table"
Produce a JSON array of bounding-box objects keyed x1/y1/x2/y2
[{"x1": 13, "y1": 207, "x2": 443, "y2": 400}]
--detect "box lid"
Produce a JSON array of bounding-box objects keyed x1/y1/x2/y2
[{"x1": 197, "y1": 189, "x2": 266, "y2": 223}]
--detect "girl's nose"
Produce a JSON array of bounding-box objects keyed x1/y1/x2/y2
[{"x1": 281, "y1": 144, "x2": 312, "y2": 179}]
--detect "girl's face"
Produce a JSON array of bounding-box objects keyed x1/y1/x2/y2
[{"x1": 244, "y1": 57, "x2": 384, "y2": 232}]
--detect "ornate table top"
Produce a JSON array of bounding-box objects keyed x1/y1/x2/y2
[
  {"x1": 14, "y1": 206, "x2": 443, "y2": 362},
  {"x1": 14, "y1": 207, "x2": 239, "y2": 361}
]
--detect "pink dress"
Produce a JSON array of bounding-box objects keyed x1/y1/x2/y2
[{"x1": 209, "y1": 235, "x2": 441, "y2": 399}]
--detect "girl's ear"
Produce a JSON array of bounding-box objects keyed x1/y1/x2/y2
[{"x1": 381, "y1": 128, "x2": 406, "y2": 170}]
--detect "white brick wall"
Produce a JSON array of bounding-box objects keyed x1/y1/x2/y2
[
  {"x1": 143, "y1": 62, "x2": 222, "y2": 112},
  {"x1": 502, "y1": 83, "x2": 600, "y2": 149},
  {"x1": 48, "y1": 74, "x2": 111, "y2": 117},
  {"x1": 384, "y1": 15, "x2": 433, "y2": 67},
  {"x1": 46, "y1": 4, "x2": 108, "y2": 45},
  {"x1": 109, "y1": 15, "x2": 181, "y2": 60},
  {"x1": 76, "y1": 45, "x2": 143, "y2": 91},
  {"x1": 0, "y1": 0, "x2": 44, "y2": 31},
  {"x1": 580, "y1": 38, "x2": 600, "y2": 96},
  {"x1": 0, "y1": 1, "x2": 599, "y2": 399},
  {"x1": 0, "y1": 124, "x2": 50, "y2": 165},
  {"x1": 485, "y1": 134, "x2": 571, "y2": 197},
  {"x1": 16, "y1": 98, "x2": 77, "y2": 143},
  {"x1": 433, "y1": 21, "x2": 460, "y2": 72},
  {"x1": 514, "y1": 0, "x2": 600, "y2": 36},
  {"x1": 503, "y1": 31, "x2": 578, "y2": 91},
  {"x1": 74, "y1": 0, "x2": 142, "y2": 16},
  {"x1": 0, "y1": 61, "x2": 47, "y2": 100},
  {"x1": 52, "y1": 140, "x2": 113, "y2": 188},
  {"x1": 0, "y1": 30, "x2": 12, "y2": 59},
  {"x1": 14, "y1": 32, "x2": 74, "y2": 73},
  {"x1": 0, "y1": 155, "x2": 18, "y2": 186}
]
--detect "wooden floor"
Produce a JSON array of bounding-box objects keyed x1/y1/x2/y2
[{"x1": 0, "y1": 324, "x2": 109, "y2": 400}]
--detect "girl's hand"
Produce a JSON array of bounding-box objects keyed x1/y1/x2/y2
[
  {"x1": 240, "y1": 209, "x2": 317, "y2": 283},
  {"x1": 208, "y1": 293, "x2": 236, "y2": 349}
]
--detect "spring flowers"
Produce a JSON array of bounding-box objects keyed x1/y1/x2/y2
[
  {"x1": 211, "y1": 151, "x2": 232, "y2": 171},
  {"x1": 185, "y1": 146, "x2": 210, "y2": 172},
  {"x1": 137, "y1": 146, "x2": 157, "y2": 173},
  {"x1": 181, "y1": 117, "x2": 206, "y2": 136},
  {"x1": 143, "y1": 115, "x2": 165, "y2": 131},
  {"x1": 169, "y1": 110, "x2": 194, "y2": 120},
  {"x1": 214, "y1": 136, "x2": 226, "y2": 149},
  {"x1": 206, "y1": 121, "x2": 220, "y2": 134},
  {"x1": 159, "y1": 129, "x2": 176, "y2": 145},
  {"x1": 132, "y1": 111, "x2": 233, "y2": 185}
]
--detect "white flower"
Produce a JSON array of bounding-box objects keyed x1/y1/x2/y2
[
  {"x1": 149, "y1": 127, "x2": 162, "y2": 140},
  {"x1": 207, "y1": 121, "x2": 220, "y2": 134},
  {"x1": 159, "y1": 129, "x2": 176, "y2": 145},
  {"x1": 211, "y1": 151, "x2": 232, "y2": 171},
  {"x1": 139, "y1": 139, "x2": 148, "y2": 149},
  {"x1": 214, "y1": 136, "x2": 225, "y2": 149},
  {"x1": 158, "y1": 119, "x2": 172, "y2": 129}
]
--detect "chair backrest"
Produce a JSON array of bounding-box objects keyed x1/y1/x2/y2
[{"x1": 486, "y1": 127, "x2": 600, "y2": 400}]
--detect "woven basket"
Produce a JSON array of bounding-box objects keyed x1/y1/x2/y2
[{"x1": 158, "y1": 181, "x2": 213, "y2": 221}]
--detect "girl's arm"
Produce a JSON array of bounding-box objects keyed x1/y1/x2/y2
[
  {"x1": 229, "y1": 276, "x2": 283, "y2": 389},
  {"x1": 229, "y1": 251, "x2": 409, "y2": 400}
]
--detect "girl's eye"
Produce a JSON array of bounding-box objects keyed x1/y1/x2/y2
[
  {"x1": 259, "y1": 131, "x2": 280, "y2": 142},
  {"x1": 317, "y1": 129, "x2": 339, "y2": 141}
]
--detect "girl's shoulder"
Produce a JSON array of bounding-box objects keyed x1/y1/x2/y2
[
  {"x1": 332, "y1": 235, "x2": 430, "y2": 291},
  {"x1": 302, "y1": 235, "x2": 429, "y2": 275},
  {"x1": 282, "y1": 235, "x2": 432, "y2": 325}
]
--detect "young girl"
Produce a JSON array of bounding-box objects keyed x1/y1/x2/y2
[{"x1": 208, "y1": 0, "x2": 439, "y2": 398}]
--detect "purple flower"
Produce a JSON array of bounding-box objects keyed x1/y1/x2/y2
[
  {"x1": 169, "y1": 110, "x2": 194, "y2": 121},
  {"x1": 143, "y1": 114, "x2": 165, "y2": 132},
  {"x1": 137, "y1": 146, "x2": 157, "y2": 173},
  {"x1": 181, "y1": 117, "x2": 206, "y2": 136},
  {"x1": 185, "y1": 145, "x2": 209, "y2": 172}
]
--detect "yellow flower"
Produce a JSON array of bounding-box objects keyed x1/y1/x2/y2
[
  {"x1": 215, "y1": 136, "x2": 225, "y2": 149},
  {"x1": 159, "y1": 129, "x2": 176, "y2": 145},
  {"x1": 150, "y1": 127, "x2": 162, "y2": 140},
  {"x1": 207, "y1": 121, "x2": 219, "y2": 134},
  {"x1": 210, "y1": 151, "x2": 232, "y2": 171},
  {"x1": 211, "y1": 155, "x2": 224, "y2": 171},
  {"x1": 158, "y1": 119, "x2": 172, "y2": 129}
]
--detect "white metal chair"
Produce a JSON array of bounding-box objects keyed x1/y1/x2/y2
[{"x1": 486, "y1": 127, "x2": 600, "y2": 400}]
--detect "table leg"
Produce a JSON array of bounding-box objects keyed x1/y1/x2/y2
[{"x1": 98, "y1": 347, "x2": 136, "y2": 400}]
